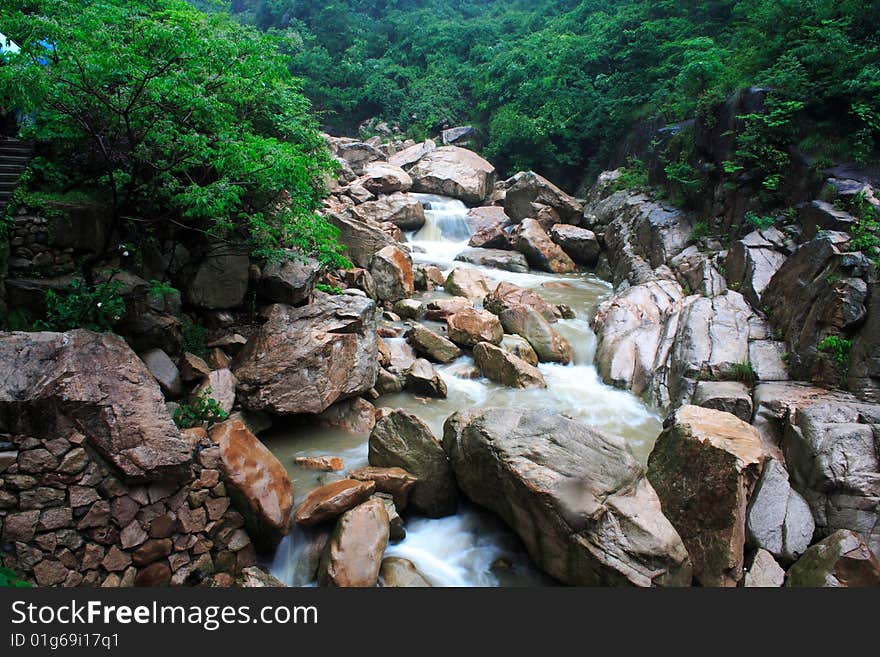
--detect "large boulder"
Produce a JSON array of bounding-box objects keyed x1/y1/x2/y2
[
  {"x1": 404, "y1": 359, "x2": 448, "y2": 399},
  {"x1": 647, "y1": 406, "x2": 768, "y2": 586},
  {"x1": 454, "y1": 248, "x2": 528, "y2": 273},
  {"x1": 327, "y1": 211, "x2": 396, "y2": 268},
  {"x1": 318, "y1": 498, "x2": 390, "y2": 587},
  {"x1": 746, "y1": 458, "x2": 815, "y2": 562},
  {"x1": 497, "y1": 305, "x2": 571, "y2": 364},
  {"x1": 500, "y1": 334, "x2": 539, "y2": 366},
  {"x1": 233, "y1": 295, "x2": 378, "y2": 415},
  {"x1": 388, "y1": 139, "x2": 435, "y2": 170},
  {"x1": 786, "y1": 529, "x2": 880, "y2": 587},
  {"x1": 210, "y1": 419, "x2": 294, "y2": 552},
  {"x1": 443, "y1": 408, "x2": 692, "y2": 586},
  {"x1": 762, "y1": 232, "x2": 871, "y2": 387},
  {"x1": 370, "y1": 245, "x2": 414, "y2": 302},
  {"x1": 592, "y1": 279, "x2": 685, "y2": 400},
  {"x1": 257, "y1": 254, "x2": 319, "y2": 306},
  {"x1": 446, "y1": 307, "x2": 504, "y2": 348},
  {"x1": 484, "y1": 281, "x2": 557, "y2": 323},
  {"x1": 350, "y1": 192, "x2": 425, "y2": 230},
  {"x1": 0, "y1": 331, "x2": 192, "y2": 482},
  {"x1": 443, "y1": 267, "x2": 495, "y2": 300},
  {"x1": 585, "y1": 191, "x2": 692, "y2": 287},
  {"x1": 408, "y1": 146, "x2": 497, "y2": 205},
  {"x1": 782, "y1": 401, "x2": 880, "y2": 557},
  {"x1": 407, "y1": 324, "x2": 462, "y2": 364},
  {"x1": 549, "y1": 224, "x2": 600, "y2": 266},
  {"x1": 468, "y1": 205, "x2": 511, "y2": 249},
  {"x1": 359, "y1": 162, "x2": 413, "y2": 195},
  {"x1": 503, "y1": 171, "x2": 583, "y2": 224},
  {"x1": 185, "y1": 244, "x2": 250, "y2": 310},
  {"x1": 369, "y1": 410, "x2": 457, "y2": 517},
  {"x1": 512, "y1": 219, "x2": 577, "y2": 274},
  {"x1": 472, "y1": 342, "x2": 546, "y2": 389}
]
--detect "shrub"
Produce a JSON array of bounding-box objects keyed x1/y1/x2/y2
[
  {"x1": 173, "y1": 388, "x2": 229, "y2": 429},
  {"x1": 0, "y1": 567, "x2": 31, "y2": 588},
  {"x1": 727, "y1": 361, "x2": 758, "y2": 386},
  {"x1": 744, "y1": 211, "x2": 776, "y2": 231},
  {"x1": 39, "y1": 279, "x2": 126, "y2": 332},
  {"x1": 180, "y1": 316, "x2": 208, "y2": 359},
  {"x1": 818, "y1": 335, "x2": 853, "y2": 371}
]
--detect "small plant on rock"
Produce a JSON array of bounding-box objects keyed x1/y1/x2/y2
[
  {"x1": 0, "y1": 567, "x2": 31, "y2": 588},
  {"x1": 39, "y1": 278, "x2": 126, "y2": 332},
  {"x1": 818, "y1": 335, "x2": 853, "y2": 372},
  {"x1": 727, "y1": 361, "x2": 758, "y2": 386},
  {"x1": 173, "y1": 387, "x2": 228, "y2": 429}
]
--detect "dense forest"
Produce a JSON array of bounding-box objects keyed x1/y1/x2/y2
[{"x1": 218, "y1": 0, "x2": 880, "y2": 186}]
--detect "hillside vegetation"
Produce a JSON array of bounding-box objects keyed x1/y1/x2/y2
[{"x1": 227, "y1": 0, "x2": 879, "y2": 187}]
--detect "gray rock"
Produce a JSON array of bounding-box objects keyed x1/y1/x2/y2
[
  {"x1": 743, "y1": 549, "x2": 785, "y2": 587},
  {"x1": 409, "y1": 146, "x2": 496, "y2": 205},
  {"x1": 258, "y1": 255, "x2": 318, "y2": 306},
  {"x1": 185, "y1": 245, "x2": 250, "y2": 310},
  {"x1": 369, "y1": 410, "x2": 457, "y2": 517},
  {"x1": 233, "y1": 295, "x2": 378, "y2": 415},
  {"x1": 749, "y1": 340, "x2": 790, "y2": 382},
  {"x1": 746, "y1": 458, "x2": 815, "y2": 562},
  {"x1": 0, "y1": 331, "x2": 191, "y2": 482},
  {"x1": 444, "y1": 408, "x2": 692, "y2": 586},
  {"x1": 692, "y1": 381, "x2": 753, "y2": 421},
  {"x1": 404, "y1": 359, "x2": 447, "y2": 399},
  {"x1": 140, "y1": 348, "x2": 183, "y2": 398},
  {"x1": 549, "y1": 224, "x2": 600, "y2": 266},
  {"x1": 454, "y1": 248, "x2": 529, "y2": 273},
  {"x1": 351, "y1": 191, "x2": 424, "y2": 230},
  {"x1": 782, "y1": 401, "x2": 880, "y2": 557},
  {"x1": 786, "y1": 529, "x2": 880, "y2": 587},
  {"x1": 725, "y1": 230, "x2": 787, "y2": 307},
  {"x1": 503, "y1": 171, "x2": 583, "y2": 224}
]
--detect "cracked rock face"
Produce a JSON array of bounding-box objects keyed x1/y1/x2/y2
[
  {"x1": 648, "y1": 405, "x2": 768, "y2": 587},
  {"x1": 0, "y1": 330, "x2": 192, "y2": 482},
  {"x1": 746, "y1": 458, "x2": 815, "y2": 562},
  {"x1": 233, "y1": 294, "x2": 379, "y2": 416},
  {"x1": 443, "y1": 407, "x2": 692, "y2": 587}
]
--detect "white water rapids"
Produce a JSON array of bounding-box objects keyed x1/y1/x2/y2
[{"x1": 264, "y1": 194, "x2": 662, "y2": 587}]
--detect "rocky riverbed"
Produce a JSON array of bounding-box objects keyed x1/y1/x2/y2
[{"x1": 1, "y1": 132, "x2": 878, "y2": 587}]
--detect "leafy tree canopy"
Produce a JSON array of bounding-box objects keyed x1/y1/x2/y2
[
  {"x1": 223, "y1": 0, "x2": 880, "y2": 185},
  {"x1": 0, "y1": 0, "x2": 348, "y2": 267}
]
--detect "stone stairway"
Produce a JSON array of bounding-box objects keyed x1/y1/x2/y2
[{"x1": 0, "y1": 138, "x2": 34, "y2": 212}]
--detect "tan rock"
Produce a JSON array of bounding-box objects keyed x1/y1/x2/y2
[
  {"x1": 319, "y1": 498, "x2": 390, "y2": 587},
  {"x1": 295, "y1": 479, "x2": 376, "y2": 527},
  {"x1": 647, "y1": 405, "x2": 768, "y2": 586},
  {"x1": 446, "y1": 307, "x2": 503, "y2": 348},
  {"x1": 210, "y1": 419, "x2": 294, "y2": 551}
]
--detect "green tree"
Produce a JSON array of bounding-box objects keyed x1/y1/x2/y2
[{"x1": 0, "y1": 0, "x2": 347, "y2": 267}]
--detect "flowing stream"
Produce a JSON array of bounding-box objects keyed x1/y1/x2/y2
[{"x1": 264, "y1": 194, "x2": 662, "y2": 587}]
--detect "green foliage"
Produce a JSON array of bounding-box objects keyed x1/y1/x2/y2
[
  {"x1": 818, "y1": 335, "x2": 853, "y2": 371},
  {"x1": 148, "y1": 279, "x2": 178, "y2": 299},
  {"x1": 39, "y1": 279, "x2": 126, "y2": 332},
  {"x1": 689, "y1": 221, "x2": 713, "y2": 242},
  {"x1": 1, "y1": 308, "x2": 37, "y2": 332},
  {"x1": 0, "y1": 567, "x2": 32, "y2": 588},
  {"x1": 744, "y1": 211, "x2": 776, "y2": 231},
  {"x1": 173, "y1": 388, "x2": 229, "y2": 429},
  {"x1": 0, "y1": 0, "x2": 344, "y2": 266},
  {"x1": 843, "y1": 193, "x2": 880, "y2": 268},
  {"x1": 315, "y1": 282, "x2": 343, "y2": 295},
  {"x1": 727, "y1": 361, "x2": 758, "y2": 386},
  {"x1": 610, "y1": 158, "x2": 649, "y2": 192},
  {"x1": 224, "y1": 0, "x2": 878, "y2": 183},
  {"x1": 181, "y1": 316, "x2": 208, "y2": 358}
]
